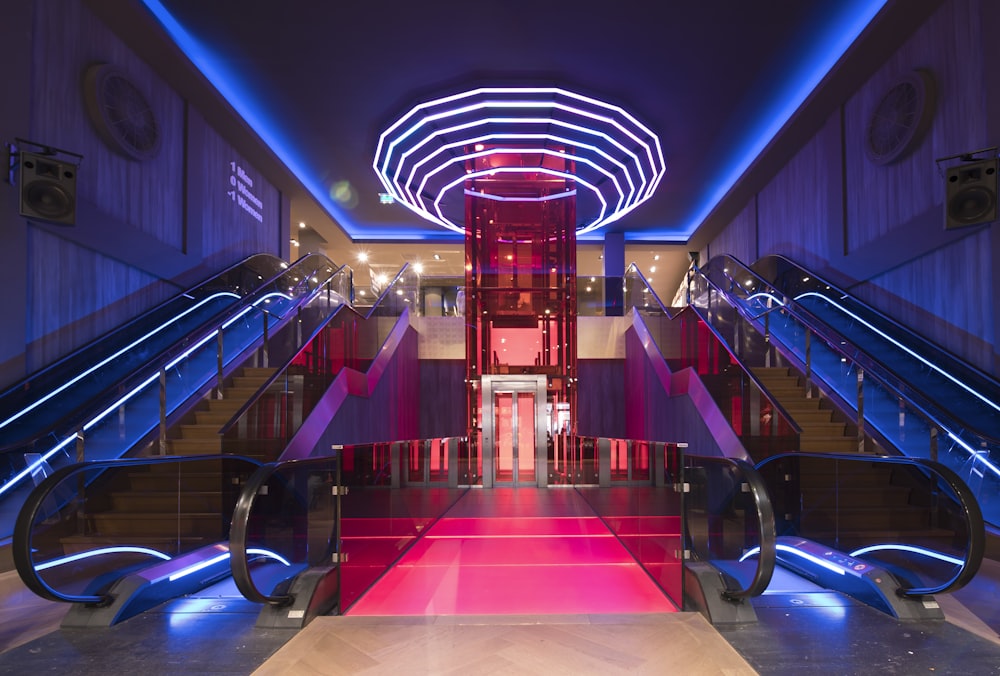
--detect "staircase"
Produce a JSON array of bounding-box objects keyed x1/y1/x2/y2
[
  {"x1": 752, "y1": 366, "x2": 938, "y2": 549},
  {"x1": 60, "y1": 367, "x2": 275, "y2": 555},
  {"x1": 168, "y1": 367, "x2": 276, "y2": 456}
]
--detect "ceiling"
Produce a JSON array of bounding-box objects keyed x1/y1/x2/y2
[{"x1": 128, "y1": 0, "x2": 925, "y2": 294}]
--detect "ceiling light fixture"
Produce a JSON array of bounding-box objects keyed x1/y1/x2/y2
[{"x1": 373, "y1": 87, "x2": 665, "y2": 234}]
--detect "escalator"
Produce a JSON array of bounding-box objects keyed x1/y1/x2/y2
[
  {"x1": 11, "y1": 264, "x2": 419, "y2": 626},
  {"x1": 0, "y1": 253, "x2": 345, "y2": 542},
  {"x1": 623, "y1": 260, "x2": 987, "y2": 620},
  {"x1": 691, "y1": 254, "x2": 1000, "y2": 527}
]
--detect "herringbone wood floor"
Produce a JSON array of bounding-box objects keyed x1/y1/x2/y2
[{"x1": 252, "y1": 613, "x2": 757, "y2": 675}]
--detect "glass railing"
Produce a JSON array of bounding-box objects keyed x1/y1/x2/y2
[
  {"x1": 756, "y1": 452, "x2": 984, "y2": 597},
  {"x1": 575, "y1": 438, "x2": 688, "y2": 607},
  {"x1": 0, "y1": 253, "x2": 288, "y2": 448},
  {"x1": 13, "y1": 455, "x2": 261, "y2": 612},
  {"x1": 219, "y1": 264, "x2": 417, "y2": 463},
  {"x1": 624, "y1": 264, "x2": 801, "y2": 461},
  {"x1": 0, "y1": 255, "x2": 342, "y2": 541},
  {"x1": 230, "y1": 441, "x2": 467, "y2": 615},
  {"x1": 0, "y1": 254, "x2": 290, "y2": 468},
  {"x1": 683, "y1": 454, "x2": 776, "y2": 601},
  {"x1": 692, "y1": 254, "x2": 1000, "y2": 527}
]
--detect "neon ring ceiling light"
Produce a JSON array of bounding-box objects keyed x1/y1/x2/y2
[{"x1": 373, "y1": 87, "x2": 666, "y2": 235}]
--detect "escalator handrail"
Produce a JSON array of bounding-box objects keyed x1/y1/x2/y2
[
  {"x1": 13, "y1": 454, "x2": 263, "y2": 605},
  {"x1": 624, "y1": 262, "x2": 682, "y2": 318},
  {"x1": 229, "y1": 456, "x2": 338, "y2": 606},
  {"x1": 0, "y1": 253, "x2": 281, "y2": 408},
  {"x1": 762, "y1": 254, "x2": 1000, "y2": 394},
  {"x1": 0, "y1": 254, "x2": 339, "y2": 459},
  {"x1": 755, "y1": 451, "x2": 986, "y2": 596},
  {"x1": 685, "y1": 453, "x2": 777, "y2": 600},
  {"x1": 694, "y1": 256, "x2": 1000, "y2": 448}
]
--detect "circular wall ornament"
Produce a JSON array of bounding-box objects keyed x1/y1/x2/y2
[
  {"x1": 83, "y1": 63, "x2": 162, "y2": 161},
  {"x1": 864, "y1": 69, "x2": 935, "y2": 166}
]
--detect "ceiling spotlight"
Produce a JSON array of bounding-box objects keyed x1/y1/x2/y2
[
  {"x1": 654, "y1": 254, "x2": 660, "y2": 261},
  {"x1": 650, "y1": 265, "x2": 656, "y2": 273},
  {"x1": 433, "y1": 253, "x2": 441, "y2": 260},
  {"x1": 413, "y1": 262, "x2": 424, "y2": 274},
  {"x1": 357, "y1": 252, "x2": 368, "y2": 263},
  {"x1": 290, "y1": 239, "x2": 299, "y2": 247},
  {"x1": 298, "y1": 221, "x2": 306, "y2": 229}
]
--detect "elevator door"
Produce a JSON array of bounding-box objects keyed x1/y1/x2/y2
[
  {"x1": 481, "y1": 375, "x2": 546, "y2": 488},
  {"x1": 493, "y1": 390, "x2": 536, "y2": 485}
]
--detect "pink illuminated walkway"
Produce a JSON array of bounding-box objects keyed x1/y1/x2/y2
[{"x1": 345, "y1": 488, "x2": 677, "y2": 616}]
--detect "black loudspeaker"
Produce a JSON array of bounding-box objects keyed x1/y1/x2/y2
[
  {"x1": 945, "y1": 158, "x2": 997, "y2": 230},
  {"x1": 18, "y1": 151, "x2": 77, "y2": 225}
]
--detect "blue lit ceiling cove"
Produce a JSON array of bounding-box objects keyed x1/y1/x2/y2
[{"x1": 373, "y1": 88, "x2": 666, "y2": 235}]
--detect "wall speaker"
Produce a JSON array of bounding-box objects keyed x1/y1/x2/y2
[
  {"x1": 18, "y1": 151, "x2": 77, "y2": 225},
  {"x1": 945, "y1": 158, "x2": 997, "y2": 230}
]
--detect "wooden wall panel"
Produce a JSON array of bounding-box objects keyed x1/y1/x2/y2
[
  {"x1": 577, "y1": 360, "x2": 625, "y2": 438},
  {"x1": 26, "y1": 228, "x2": 171, "y2": 370},
  {"x1": 32, "y1": 0, "x2": 185, "y2": 247},
  {"x1": 10, "y1": 1, "x2": 286, "y2": 379},
  {"x1": 419, "y1": 360, "x2": 467, "y2": 438},
  {"x1": 706, "y1": 197, "x2": 756, "y2": 266},
  {"x1": 844, "y1": 0, "x2": 984, "y2": 249},
  {"x1": 188, "y1": 108, "x2": 282, "y2": 267},
  {"x1": 852, "y1": 230, "x2": 994, "y2": 370},
  {"x1": 706, "y1": 1, "x2": 998, "y2": 376},
  {"x1": 757, "y1": 114, "x2": 842, "y2": 269}
]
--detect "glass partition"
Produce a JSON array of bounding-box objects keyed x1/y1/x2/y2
[
  {"x1": 756, "y1": 452, "x2": 983, "y2": 596},
  {"x1": 683, "y1": 454, "x2": 776, "y2": 600},
  {"x1": 626, "y1": 264, "x2": 800, "y2": 461},
  {"x1": 692, "y1": 254, "x2": 1000, "y2": 527},
  {"x1": 575, "y1": 441, "x2": 690, "y2": 609},
  {"x1": 229, "y1": 441, "x2": 468, "y2": 613},
  {"x1": 220, "y1": 265, "x2": 415, "y2": 463},
  {"x1": 0, "y1": 255, "x2": 343, "y2": 541},
  {"x1": 14, "y1": 455, "x2": 261, "y2": 605},
  {"x1": 0, "y1": 253, "x2": 285, "y2": 446}
]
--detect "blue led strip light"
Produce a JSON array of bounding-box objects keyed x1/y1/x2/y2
[
  {"x1": 795, "y1": 292, "x2": 1000, "y2": 416},
  {"x1": 0, "y1": 293, "x2": 291, "y2": 498},
  {"x1": 740, "y1": 544, "x2": 846, "y2": 576},
  {"x1": 738, "y1": 289, "x2": 999, "y2": 478},
  {"x1": 849, "y1": 544, "x2": 964, "y2": 566},
  {"x1": 373, "y1": 88, "x2": 665, "y2": 234},
  {"x1": 0, "y1": 292, "x2": 240, "y2": 432},
  {"x1": 32, "y1": 545, "x2": 290, "y2": 578}
]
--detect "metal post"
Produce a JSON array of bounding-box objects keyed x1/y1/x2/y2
[
  {"x1": 159, "y1": 368, "x2": 168, "y2": 455},
  {"x1": 76, "y1": 429, "x2": 85, "y2": 463},
  {"x1": 856, "y1": 367, "x2": 865, "y2": 452},
  {"x1": 804, "y1": 332, "x2": 812, "y2": 398},
  {"x1": 262, "y1": 313, "x2": 269, "y2": 367},
  {"x1": 598, "y1": 437, "x2": 611, "y2": 487},
  {"x1": 448, "y1": 438, "x2": 458, "y2": 488},
  {"x1": 929, "y1": 426, "x2": 938, "y2": 463},
  {"x1": 216, "y1": 330, "x2": 225, "y2": 399}
]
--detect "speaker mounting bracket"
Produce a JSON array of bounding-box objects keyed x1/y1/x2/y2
[{"x1": 935, "y1": 146, "x2": 998, "y2": 177}]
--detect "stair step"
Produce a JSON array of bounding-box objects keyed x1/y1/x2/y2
[
  {"x1": 128, "y1": 472, "x2": 229, "y2": 493},
  {"x1": 167, "y1": 438, "x2": 223, "y2": 455},
  {"x1": 87, "y1": 512, "x2": 223, "y2": 537},
  {"x1": 110, "y1": 491, "x2": 224, "y2": 512},
  {"x1": 179, "y1": 424, "x2": 223, "y2": 439},
  {"x1": 59, "y1": 534, "x2": 215, "y2": 555}
]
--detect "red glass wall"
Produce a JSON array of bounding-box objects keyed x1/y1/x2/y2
[{"x1": 464, "y1": 147, "x2": 578, "y2": 452}]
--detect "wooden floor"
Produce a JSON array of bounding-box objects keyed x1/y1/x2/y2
[{"x1": 253, "y1": 613, "x2": 756, "y2": 675}]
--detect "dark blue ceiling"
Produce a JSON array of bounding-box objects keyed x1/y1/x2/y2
[{"x1": 144, "y1": 0, "x2": 890, "y2": 243}]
